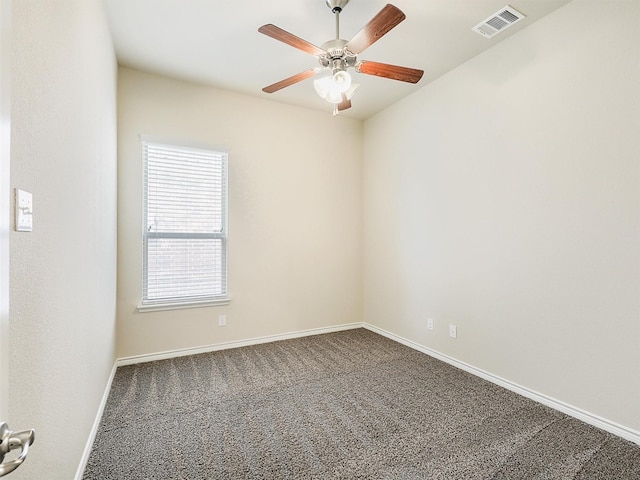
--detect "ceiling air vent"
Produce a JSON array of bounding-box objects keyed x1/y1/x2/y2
[{"x1": 472, "y1": 5, "x2": 525, "y2": 38}]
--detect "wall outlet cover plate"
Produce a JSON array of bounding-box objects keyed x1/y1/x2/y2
[{"x1": 449, "y1": 325, "x2": 457, "y2": 338}]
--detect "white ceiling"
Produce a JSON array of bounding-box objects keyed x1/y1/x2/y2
[{"x1": 104, "y1": 0, "x2": 572, "y2": 120}]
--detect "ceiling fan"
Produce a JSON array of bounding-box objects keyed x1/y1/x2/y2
[{"x1": 258, "y1": 0, "x2": 424, "y2": 115}]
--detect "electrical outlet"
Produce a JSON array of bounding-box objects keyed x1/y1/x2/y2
[
  {"x1": 427, "y1": 318, "x2": 434, "y2": 331},
  {"x1": 218, "y1": 314, "x2": 227, "y2": 327},
  {"x1": 449, "y1": 324, "x2": 457, "y2": 339}
]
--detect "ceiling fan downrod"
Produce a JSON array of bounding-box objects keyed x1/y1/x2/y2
[{"x1": 326, "y1": 0, "x2": 349, "y2": 39}]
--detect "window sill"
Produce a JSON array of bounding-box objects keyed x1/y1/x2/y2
[{"x1": 137, "y1": 298, "x2": 230, "y2": 313}]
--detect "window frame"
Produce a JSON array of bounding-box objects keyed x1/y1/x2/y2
[{"x1": 138, "y1": 135, "x2": 230, "y2": 312}]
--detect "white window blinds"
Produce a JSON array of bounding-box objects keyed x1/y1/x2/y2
[{"x1": 142, "y1": 139, "x2": 228, "y2": 305}]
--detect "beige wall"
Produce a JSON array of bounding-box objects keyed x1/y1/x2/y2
[
  {"x1": 117, "y1": 68, "x2": 362, "y2": 358},
  {"x1": 363, "y1": 0, "x2": 640, "y2": 432},
  {"x1": 9, "y1": 1, "x2": 117, "y2": 479}
]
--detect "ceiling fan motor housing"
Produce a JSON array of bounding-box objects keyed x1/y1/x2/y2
[{"x1": 318, "y1": 39, "x2": 357, "y2": 72}]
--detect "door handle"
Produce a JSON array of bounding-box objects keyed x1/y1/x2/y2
[{"x1": 0, "y1": 423, "x2": 35, "y2": 477}]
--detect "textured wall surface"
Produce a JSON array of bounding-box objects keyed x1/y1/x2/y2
[
  {"x1": 116, "y1": 68, "x2": 363, "y2": 358},
  {"x1": 363, "y1": 0, "x2": 640, "y2": 432},
  {"x1": 9, "y1": 1, "x2": 118, "y2": 478}
]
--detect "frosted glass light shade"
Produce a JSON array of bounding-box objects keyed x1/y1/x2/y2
[
  {"x1": 314, "y1": 70, "x2": 354, "y2": 104},
  {"x1": 332, "y1": 70, "x2": 351, "y2": 93}
]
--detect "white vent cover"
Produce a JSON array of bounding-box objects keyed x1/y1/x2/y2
[{"x1": 472, "y1": 5, "x2": 525, "y2": 38}]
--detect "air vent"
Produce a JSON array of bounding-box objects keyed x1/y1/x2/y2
[{"x1": 472, "y1": 5, "x2": 525, "y2": 38}]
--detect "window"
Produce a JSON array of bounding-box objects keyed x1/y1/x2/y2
[{"x1": 141, "y1": 137, "x2": 228, "y2": 309}]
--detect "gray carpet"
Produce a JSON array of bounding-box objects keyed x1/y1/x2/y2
[{"x1": 83, "y1": 329, "x2": 640, "y2": 479}]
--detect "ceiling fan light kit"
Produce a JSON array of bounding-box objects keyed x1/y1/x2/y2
[
  {"x1": 314, "y1": 74, "x2": 359, "y2": 116},
  {"x1": 258, "y1": 1, "x2": 424, "y2": 115}
]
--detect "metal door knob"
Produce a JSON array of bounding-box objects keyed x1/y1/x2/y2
[{"x1": 0, "y1": 423, "x2": 35, "y2": 477}]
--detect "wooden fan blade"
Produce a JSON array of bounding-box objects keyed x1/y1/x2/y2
[
  {"x1": 344, "y1": 4, "x2": 406, "y2": 55},
  {"x1": 356, "y1": 61, "x2": 423, "y2": 84},
  {"x1": 258, "y1": 24, "x2": 325, "y2": 56},
  {"x1": 338, "y1": 94, "x2": 352, "y2": 111},
  {"x1": 262, "y1": 69, "x2": 318, "y2": 94}
]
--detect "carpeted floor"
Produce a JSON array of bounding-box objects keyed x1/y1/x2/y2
[{"x1": 83, "y1": 329, "x2": 640, "y2": 479}]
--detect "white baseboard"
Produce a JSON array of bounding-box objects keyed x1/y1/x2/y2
[
  {"x1": 117, "y1": 322, "x2": 365, "y2": 366},
  {"x1": 364, "y1": 323, "x2": 640, "y2": 446},
  {"x1": 74, "y1": 362, "x2": 118, "y2": 480}
]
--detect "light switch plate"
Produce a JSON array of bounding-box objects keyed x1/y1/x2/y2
[{"x1": 15, "y1": 189, "x2": 33, "y2": 232}]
